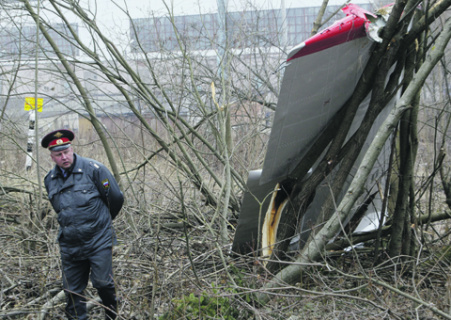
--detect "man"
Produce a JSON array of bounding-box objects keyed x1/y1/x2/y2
[{"x1": 41, "y1": 129, "x2": 124, "y2": 320}]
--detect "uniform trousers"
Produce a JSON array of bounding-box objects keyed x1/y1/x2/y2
[{"x1": 61, "y1": 246, "x2": 117, "y2": 320}]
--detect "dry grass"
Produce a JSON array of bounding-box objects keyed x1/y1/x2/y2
[{"x1": 1, "y1": 198, "x2": 451, "y2": 320}]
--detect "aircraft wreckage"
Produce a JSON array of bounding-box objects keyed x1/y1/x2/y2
[{"x1": 232, "y1": 4, "x2": 396, "y2": 258}]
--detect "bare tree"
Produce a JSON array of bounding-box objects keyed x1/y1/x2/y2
[{"x1": 1, "y1": 0, "x2": 451, "y2": 317}]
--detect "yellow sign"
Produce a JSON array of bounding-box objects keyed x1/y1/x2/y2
[{"x1": 24, "y1": 97, "x2": 43, "y2": 112}]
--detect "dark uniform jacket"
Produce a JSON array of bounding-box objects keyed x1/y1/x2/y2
[{"x1": 44, "y1": 154, "x2": 124, "y2": 260}]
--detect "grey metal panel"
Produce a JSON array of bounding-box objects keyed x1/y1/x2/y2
[
  {"x1": 260, "y1": 37, "x2": 373, "y2": 184},
  {"x1": 290, "y1": 93, "x2": 394, "y2": 249},
  {"x1": 231, "y1": 170, "x2": 276, "y2": 255}
]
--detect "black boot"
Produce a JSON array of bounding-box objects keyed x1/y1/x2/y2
[{"x1": 98, "y1": 287, "x2": 117, "y2": 319}]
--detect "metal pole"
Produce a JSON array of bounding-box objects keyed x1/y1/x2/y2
[
  {"x1": 216, "y1": 0, "x2": 228, "y2": 80},
  {"x1": 32, "y1": 0, "x2": 43, "y2": 217},
  {"x1": 281, "y1": 0, "x2": 287, "y2": 51}
]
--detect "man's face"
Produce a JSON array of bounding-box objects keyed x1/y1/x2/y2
[{"x1": 50, "y1": 146, "x2": 74, "y2": 169}]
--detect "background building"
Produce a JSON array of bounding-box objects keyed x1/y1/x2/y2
[
  {"x1": 0, "y1": 23, "x2": 79, "y2": 59},
  {"x1": 130, "y1": 3, "x2": 375, "y2": 53}
]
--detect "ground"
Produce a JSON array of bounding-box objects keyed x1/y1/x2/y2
[{"x1": 0, "y1": 211, "x2": 450, "y2": 319}]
